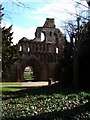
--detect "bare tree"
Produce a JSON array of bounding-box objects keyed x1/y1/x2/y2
[{"x1": 62, "y1": 0, "x2": 90, "y2": 87}]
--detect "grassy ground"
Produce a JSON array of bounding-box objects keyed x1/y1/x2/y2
[
  {"x1": 1, "y1": 82, "x2": 48, "y2": 92},
  {"x1": 24, "y1": 71, "x2": 34, "y2": 80},
  {"x1": 0, "y1": 82, "x2": 25, "y2": 92},
  {"x1": 1, "y1": 82, "x2": 90, "y2": 120}
]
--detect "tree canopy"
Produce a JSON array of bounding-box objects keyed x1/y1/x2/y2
[{"x1": 2, "y1": 25, "x2": 18, "y2": 81}]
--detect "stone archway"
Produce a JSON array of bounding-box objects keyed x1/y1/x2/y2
[{"x1": 10, "y1": 55, "x2": 42, "y2": 82}]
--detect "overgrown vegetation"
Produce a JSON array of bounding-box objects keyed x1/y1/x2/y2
[
  {"x1": 1, "y1": 83, "x2": 90, "y2": 120},
  {"x1": 2, "y1": 25, "x2": 18, "y2": 81}
]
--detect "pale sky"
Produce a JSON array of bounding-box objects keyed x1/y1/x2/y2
[{"x1": 1, "y1": 0, "x2": 88, "y2": 44}]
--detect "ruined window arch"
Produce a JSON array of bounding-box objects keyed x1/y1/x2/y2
[
  {"x1": 56, "y1": 47, "x2": 59, "y2": 54},
  {"x1": 28, "y1": 47, "x2": 30, "y2": 52},
  {"x1": 41, "y1": 32, "x2": 45, "y2": 41},
  {"x1": 19, "y1": 46, "x2": 22, "y2": 52}
]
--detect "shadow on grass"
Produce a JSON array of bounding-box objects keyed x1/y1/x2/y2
[
  {"x1": 2, "y1": 83, "x2": 89, "y2": 100},
  {"x1": 2, "y1": 83, "x2": 90, "y2": 120}
]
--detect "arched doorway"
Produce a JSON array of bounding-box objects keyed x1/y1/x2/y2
[
  {"x1": 23, "y1": 66, "x2": 34, "y2": 81},
  {"x1": 9, "y1": 55, "x2": 42, "y2": 82}
]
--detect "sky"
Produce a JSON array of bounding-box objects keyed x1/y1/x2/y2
[{"x1": 1, "y1": 0, "x2": 88, "y2": 44}]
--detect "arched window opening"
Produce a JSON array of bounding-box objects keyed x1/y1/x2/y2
[
  {"x1": 41, "y1": 32, "x2": 45, "y2": 41},
  {"x1": 19, "y1": 46, "x2": 22, "y2": 52},
  {"x1": 28, "y1": 47, "x2": 30, "y2": 52},
  {"x1": 23, "y1": 66, "x2": 34, "y2": 81},
  {"x1": 56, "y1": 47, "x2": 59, "y2": 54}
]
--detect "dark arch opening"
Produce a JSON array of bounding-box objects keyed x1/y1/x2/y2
[
  {"x1": 9, "y1": 56, "x2": 42, "y2": 82},
  {"x1": 21, "y1": 56, "x2": 41, "y2": 82}
]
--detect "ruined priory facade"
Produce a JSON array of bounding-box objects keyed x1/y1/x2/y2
[{"x1": 10, "y1": 18, "x2": 65, "y2": 82}]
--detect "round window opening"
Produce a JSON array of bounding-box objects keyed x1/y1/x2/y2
[{"x1": 23, "y1": 66, "x2": 34, "y2": 81}]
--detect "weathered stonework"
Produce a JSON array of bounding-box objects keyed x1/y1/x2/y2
[{"x1": 10, "y1": 18, "x2": 65, "y2": 82}]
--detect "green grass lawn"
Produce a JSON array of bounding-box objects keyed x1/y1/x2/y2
[
  {"x1": 0, "y1": 82, "x2": 22, "y2": 86},
  {"x1": 24, "y1": 71, "x2": 34, "y2": 80},
  {"x1": 2, "y1": 87, "x2": 26, "y2": 92},
  {"x1": 1, "y1": 82, "x2": 26, "y2": 92},
  {"x1": 1, "y1": 82, "x2": 90, "y2": 120}
]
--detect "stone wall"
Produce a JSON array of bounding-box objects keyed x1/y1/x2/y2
[{"x1": 9, "y1": 18, "x2": 65, "y2": 82}]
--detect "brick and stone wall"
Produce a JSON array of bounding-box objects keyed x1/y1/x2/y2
[{"x1": 10, "y1": 18, "x2": 65, "y2": 82}]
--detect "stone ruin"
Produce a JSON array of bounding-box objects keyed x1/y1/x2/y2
[{"x1": 10, "y1": 18, "x2": 65, "y2": 82}]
